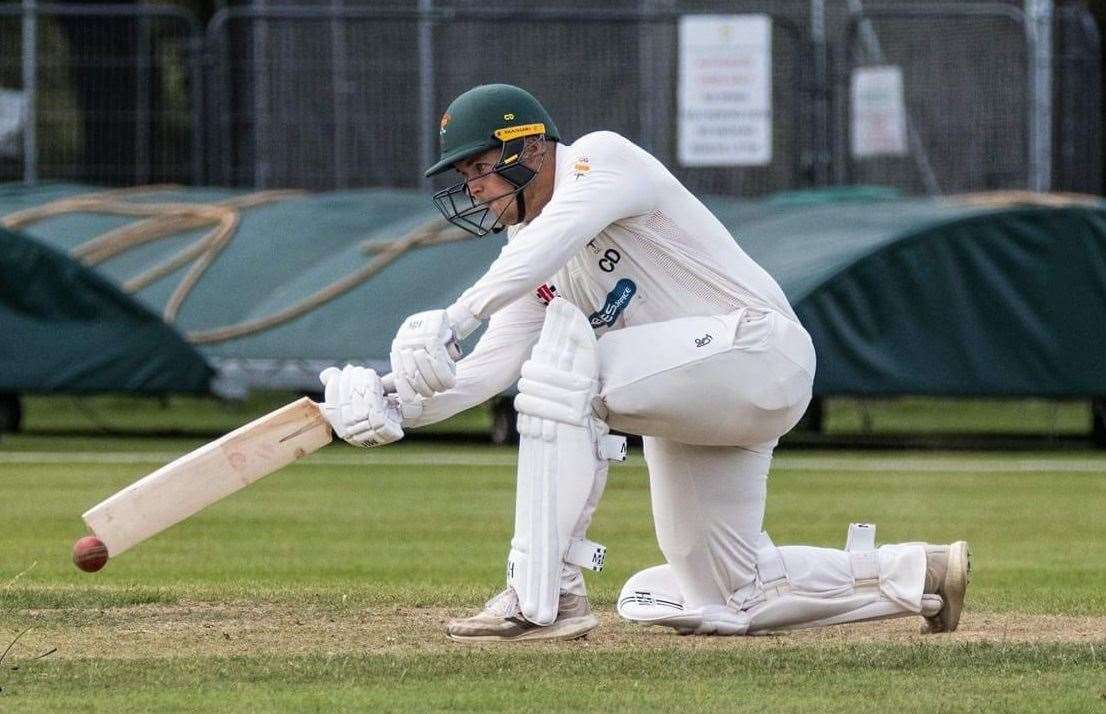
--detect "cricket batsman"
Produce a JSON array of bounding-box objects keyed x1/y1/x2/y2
[{"x1": 319, "y1": 84, "x2": 970, "y2": 642}]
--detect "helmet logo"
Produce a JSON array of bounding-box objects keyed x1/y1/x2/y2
[
  {"x1": 503, "y1": 113, "x2": 515, "y2": 121},
  {"x1": 439, "y1": 112, "x2": 451, "y2": 135},
  {"x1": 493, "y1": 123, "x2": 545, "y2": 141}
]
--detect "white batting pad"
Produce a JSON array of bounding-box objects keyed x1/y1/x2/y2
[
  {"x1": 618, "y1": 564, "x2": 688, "y2": 623},
  {"x1": 618, "y1": 564, "x2": 748, "y2": 635},
  {"x1": 617, "y1": 533, "x2": 929, "y2": 635},
  {"x1": 508, "y1": 298, "x2": 622, "y2": 625}
]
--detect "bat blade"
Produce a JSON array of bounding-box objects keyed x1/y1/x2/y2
[{"x1": 82, "y1": 397, "x2": 333, "y2": 557}]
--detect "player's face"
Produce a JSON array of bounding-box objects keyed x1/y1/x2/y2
[{"x1": 454, "y1": 149, "x2": 520, "y2": 224}]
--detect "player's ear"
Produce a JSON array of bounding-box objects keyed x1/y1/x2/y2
[{"x1": 521, "y1": 136, "x2": 543, "y2": 160}]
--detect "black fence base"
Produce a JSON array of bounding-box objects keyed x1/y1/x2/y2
[
  {"x1": 0, "y1": 393, "x2": 22, "y2": 433},
  {"x1": 1092, "y1": 397, "x2": 1106, "y2": 449}
]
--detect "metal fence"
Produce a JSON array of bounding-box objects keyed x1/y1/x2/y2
[
  {"x1": 1, "y1": 0, "x2": 1102, "y2": 197},
  {"x1": 1054, "y1": 2, "x2": 1102, "y2": 192},
  {"x1": 205, "y1": 3, "x2": 817, "y2": 195},
  {"x1": 838, "y1": 3, "x2": 1033, "y2": 193},
  {"x1": 0, "y1": 2, "x2": 203, "y2": 186}
]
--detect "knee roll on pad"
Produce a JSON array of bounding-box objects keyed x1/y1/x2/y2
[
  {"x1": 618, "y1": 564, "x2": 749, "y2": 635},
  {"x1": 508, "y1": 298, "x2": 626, "y2": 625},
  {"x1": 618, "y1": 564, "x2": 685, "y2": 622}
]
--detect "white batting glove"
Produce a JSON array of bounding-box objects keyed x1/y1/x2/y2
[
  {"x1": 389, "y1": 309, "x2": 462, "y2": 398},
  {"x1": 391, "y1": 372, "x2": 425, "y2": 424},
  {"x1": 319, "y1": 366, "x2": 403, "y2": 448}
]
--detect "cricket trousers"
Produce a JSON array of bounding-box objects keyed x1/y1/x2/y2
[{"x1": 595, "y1": 308, "x2": 927, "y2": 629}]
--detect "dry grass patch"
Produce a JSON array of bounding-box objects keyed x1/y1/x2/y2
[{"x1": 4, "y1": 603, "x2": 1103, "y2": 662}]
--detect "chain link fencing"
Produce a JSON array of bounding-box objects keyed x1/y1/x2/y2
[
  {"x1": 836, "y1": 3, "x2": 1032, "y2": 194},
  {"x1": 0, "y1": 0, "x2": 1101, "y2": 197},
  {"x1": 204, "y1": 2, "x2": 817, "y2": 197},
  {"x1": 1054, "y1": 2, "x2": 1102, "y2": 192},
  {"x1": 0, "y1": 3, "x2": 202, "y2": 186}
]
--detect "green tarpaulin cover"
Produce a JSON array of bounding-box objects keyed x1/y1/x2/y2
[
  {"x1": 2, "y1": 183, "x2": 1104, "y2": 397},
  {"x1": 724, "y1": 194, "x2": 1106, "y2": 396},
  {"x1": 0, "y1": 226, "x2": 211, "y2": 393}
]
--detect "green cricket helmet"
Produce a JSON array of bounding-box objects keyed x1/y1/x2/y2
[{"x1": 427, "y1": 84, "x2": 560, "y2": 236}]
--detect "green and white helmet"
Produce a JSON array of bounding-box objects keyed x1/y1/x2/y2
[{"x1": 427, "y1": 84, "x2": 560, "y2": 236}]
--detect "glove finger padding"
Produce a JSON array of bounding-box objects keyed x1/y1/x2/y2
[
  {"x1": 392, "y1": 348, "x2": 433, "y2": 398},
  {"x1": 318, "y1": 365, "x2": 403, "y2": 448},
  {"x1": 345, "y1": 401, "x2": 404, "y2": 446},
  {"x1": 413, "y1": 348, "x2": 455, "y2": 393},
  {"x1": 392, "y1": 377, "x2": 425, "y2": 423},
  {"x1": 390, "y1": 309, "x2": 459, "y2": 398},
  {"x1": 338, "y1": 366, "x2": 373, "y2": 426},
  {"x1": 367, "y1": 417, "x2": 404, "y2": 446},
  {"x1": 320, "y1": 367, "x2": 349, "y2": 440}
]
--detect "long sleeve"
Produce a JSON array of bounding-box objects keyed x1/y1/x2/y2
[
  {"x1": 407, "y1": 293, "x2": 547, "y2": 428},
  {"x1": 447, "y1": 132, "x2": 657, "y2": 322}
]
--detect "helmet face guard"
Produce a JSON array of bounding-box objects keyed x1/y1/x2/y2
[{"x1": 432, "y1": 134, "x2": 547, "y2": 237}]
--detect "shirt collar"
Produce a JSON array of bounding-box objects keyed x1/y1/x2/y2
[{"x1": 553, "y1": 139, "x2": 573, "y2": 190}]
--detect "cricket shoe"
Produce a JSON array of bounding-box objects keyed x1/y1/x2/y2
[
  {"x1": 446, "y1": 587, "x2": 599, "y2": 643},
  {"x1": 921, "y1": 541, "x2": 971, "y2": 633}
]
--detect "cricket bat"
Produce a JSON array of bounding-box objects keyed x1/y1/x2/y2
[{"x1": 82, "y1": 397, "x2": 333, "y2": 558}]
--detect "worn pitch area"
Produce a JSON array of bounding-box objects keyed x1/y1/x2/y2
[{"x1": 4, "y1": 603, "x2": 1105, "y2": 661}]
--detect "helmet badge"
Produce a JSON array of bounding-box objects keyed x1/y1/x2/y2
[{"x1": 439, "y1": 112, "x2": 451, "y2": 135}]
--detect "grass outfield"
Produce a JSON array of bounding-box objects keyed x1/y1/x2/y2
[
  {"x1": 14, "y1": 392, "x2": 1095, "y2": 436},
  {"x1": 1, "y1": 433, "x2": 1104, "y2": 710}
]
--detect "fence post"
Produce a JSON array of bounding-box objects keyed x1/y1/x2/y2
[
  {"x1": 1026, "y1": 0, "x2": 1053, "y2": 192},
  {"x1": 810, "y1": 0, "x2": 829, "y2": 186},
  {"x1": 216, "y1": 12, "x2": 235, "y2": 185},
  {"x1": 637, "y1": 0, "x2": 675, "y2": 166},
  {"x1": 190, "y1": 27, "x2": 204, "y2": 184},
  {"x1": 21, "y1": 0, "x2": 37, "y2": 184},
  {"x1": 331, "y1": 0, "x2": 349, "y2": 189},
  {"x1": 252, "y1": 0, "x2": 270, "y2": 188},
  {"x1": 418, "y1": 0, "x2": 435, "y2": 191},
  {"x1": 136, "y1": 10, "x2": 152, "y2": 185}
]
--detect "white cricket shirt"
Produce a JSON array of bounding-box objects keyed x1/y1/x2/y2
[{"x1": 412, "y1": 131, "x2": 797, "y2": 427}]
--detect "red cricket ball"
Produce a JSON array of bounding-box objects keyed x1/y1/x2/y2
[{"x1": 72, "y1": 535, "x2": 109, "y2": 573}]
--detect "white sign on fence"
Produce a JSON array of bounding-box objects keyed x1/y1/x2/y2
[
  {"x1": 0, "y1": 89, "x2": 27, "y2": 159},
  {"x1": 851, "y1": 66, "x2": 908, "y2": 158},
  {"x1": 678, "y1": 14, "x2": 772, "y2": 167}
]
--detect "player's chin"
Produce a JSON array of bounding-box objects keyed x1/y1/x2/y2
[{"x1": 493, "y1": 200, "x2": 520, "y2": 226}]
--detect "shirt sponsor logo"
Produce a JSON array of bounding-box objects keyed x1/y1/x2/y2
[
  {"x1": 536, "y1": 283, "x2": 558, "y2": 304},
  {"x1": 598, "y1": 248, "x2": 621, "y2": 272},
  {"x1": 574, "y1": 155, "x2": 591, "y2": 180},
  {"x1": 589, "y1": 278, "x2": 636, "y2": 329}
]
